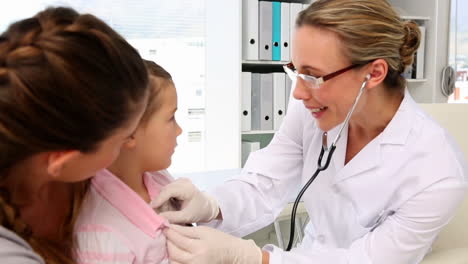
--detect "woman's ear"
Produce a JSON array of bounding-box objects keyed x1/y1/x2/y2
[
  {"x1": 365, "y1": 59, "x2": 388, "y2": 89},
  {"x1": 47, "y1": 150, "x2": 81, "y2": 178}
]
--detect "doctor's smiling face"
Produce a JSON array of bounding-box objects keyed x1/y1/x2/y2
[{"x1": 291, "y1": 25, "x2": 369, "y2": 132}]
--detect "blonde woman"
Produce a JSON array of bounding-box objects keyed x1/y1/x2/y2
[{"x1": 154, "y1": 0, "x2": 467, "y2": 263}]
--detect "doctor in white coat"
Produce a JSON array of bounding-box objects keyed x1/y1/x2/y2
[{"x1": 154, "y1": 0, "x2": 468, "y2": 263}]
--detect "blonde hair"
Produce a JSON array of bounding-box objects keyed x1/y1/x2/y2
[{"x1": 297, "y1": 0, "x2": 421, "y2": 91}]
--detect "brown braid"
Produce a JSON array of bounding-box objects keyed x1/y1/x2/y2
[{"x1": 0, "y1": 6, "x2": 149, "y2": 264}]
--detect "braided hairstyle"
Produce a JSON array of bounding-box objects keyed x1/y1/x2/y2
[{"x1": 0, "y1": 7, "x2": 149, "y2": 263}]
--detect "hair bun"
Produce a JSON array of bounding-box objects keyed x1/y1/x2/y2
[{"x1": 399, "y1": 21, "x2": 421, "y2": 70}]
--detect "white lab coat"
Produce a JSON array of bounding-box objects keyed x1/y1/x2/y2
[{"x1": 209, "y1": 91, "x2": 467, "y2": 264}]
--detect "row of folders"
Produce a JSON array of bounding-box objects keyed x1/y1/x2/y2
[
  {"x1": 242, "y1": 72, "x2": 293, "y2": 132},
  {"x1": 242, "y1": 0, "x2": 310, "y2": 61}
]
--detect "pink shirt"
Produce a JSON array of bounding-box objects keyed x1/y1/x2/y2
[{"x1": 74, "y1": 169, "x2": 172, "y2": 264}]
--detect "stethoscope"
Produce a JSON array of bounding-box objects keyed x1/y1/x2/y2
[{"x1": 285, "y1": 74, "x2": 371, "y2": 251}]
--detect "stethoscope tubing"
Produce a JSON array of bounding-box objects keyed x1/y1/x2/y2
[
  {"x1": 285, "y1": 76, "x2": 369, "y2": 251},
  {"x1": 285, "y1": 144, "x2": 336, "y2": 251}
]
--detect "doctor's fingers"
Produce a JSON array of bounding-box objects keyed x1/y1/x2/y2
[
  {"x1": 165, "y1": 225, "x2": 201, "y2": 250},
  {"x1": 169, "y1": 224, "x2": 217, "y2": 240},
  {"x1": 167, "y1": 240, "x2": 193, "y2": 264},
  {"x1": 159, "y1": 210, "x2": 190, "y2": 225},
  {"x1": 152, "y1": 178, "x2": 196, "y2": 208}
]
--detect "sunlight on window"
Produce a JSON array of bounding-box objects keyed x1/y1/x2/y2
[
  {"x1": 448, "y1": 0, "x2": 468, "y2": 103},
  {"x1": 0, "y1": 0, "x2": 206, "y2": 173}
]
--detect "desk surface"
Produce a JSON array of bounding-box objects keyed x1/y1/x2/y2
[{"x1": 173, "y1": 168, "x2": 242, "y2": 192}]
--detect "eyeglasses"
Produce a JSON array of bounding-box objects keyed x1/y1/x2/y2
[{"x1": 283, "y1": 62, "x2": 361, "y2": 89}]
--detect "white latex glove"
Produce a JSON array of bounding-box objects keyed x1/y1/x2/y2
[
  {"x1": 151, "y1": 178, "x2": 220, "y2": 224},
  {"x1": 164, "y1": 224, "x2": 262, "y2": 264}
]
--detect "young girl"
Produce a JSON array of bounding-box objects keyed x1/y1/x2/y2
[
  {"x1": 74, "y1": 60, "x2": 182, "y2": 264},
  {"x1": 0, "y1": 7, "x2": 149, "y2": 264}
]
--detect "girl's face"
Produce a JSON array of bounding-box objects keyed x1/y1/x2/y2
[
  {"x1": 134, "y1": 82, "x2": 182, "y2": 172},
  {"x1": 56, "y1": 98, "x2": 148, "y2": 182},
  {"x1": 291, "y1": 25, "x2": 367, "y2": 132}
]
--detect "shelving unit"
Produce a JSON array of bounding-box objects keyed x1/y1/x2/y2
[
  {"x1": 389, "y1": 0, "x2": 449, "y2": 103},
  {"x1": 239, "y1": 0, "x2": 312, "y2": 167},
  {"x1": 242, "y1": 60, "x2": 286, "y2": 65},
  {"x1": 242, "y1": 130, "x2": 276, "y2": 135},
  {"x1": 407, "y1": 79, "x2": 428, "y2": 83}
]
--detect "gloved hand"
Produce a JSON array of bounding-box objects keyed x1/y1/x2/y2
[
  {"x1": 151, "y1": 178, "x2": 220, "y2": 224},
  {"x1": 164, "y1": 224, "x2": 262, "y2": 264}
]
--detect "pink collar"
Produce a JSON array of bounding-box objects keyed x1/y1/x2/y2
[{"x1": 92, "y1": 169, "x2": 168, "y2": 238}]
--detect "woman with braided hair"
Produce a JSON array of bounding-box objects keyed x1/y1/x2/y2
[{"x1": 0, "y1": 7, "x2": 149, "y2": 264}]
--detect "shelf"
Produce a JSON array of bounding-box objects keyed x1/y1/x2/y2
[
  {"x1": 242, "y1": 130, "x2": 276, "y2": 135},
  {"x1": 242, "y1": 62, "x2": 286, "y2": 73},
  {"x1": 406, "y1": 78, "x2": 427, "y2": 83},
  {"x1": 242, "y1": 60, "x2": 286, "y2": 65},
  {"x1": 401, "y1": 16, "x2": 430, "y2": 21}
]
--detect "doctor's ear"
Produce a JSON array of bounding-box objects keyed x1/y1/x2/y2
[
  {"x1": 47, "y1": 150, "x2": 81, "y2": 178},
  {"x1": 364, "y1": 59, "x2": 388, "y2": 89}
]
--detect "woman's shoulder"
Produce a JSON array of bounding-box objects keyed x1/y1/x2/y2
[
  {"x1": 0, "y1": 226, "x2": 44, "y2": 264},
  {"x1": 403, "y1": 100, "x2": 467, "y2": 184},
  {"x1": 402, "y1": 95, "x2": 461, "y2": 152}
]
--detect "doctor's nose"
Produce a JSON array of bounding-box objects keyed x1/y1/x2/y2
[{"x1": 293, "y1": 78, "x2": 313, "y2": 101}]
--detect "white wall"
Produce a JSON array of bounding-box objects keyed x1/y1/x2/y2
[
  {"x1": 204, "y1": 0, "x2": 242, "y2": 170},
  {"x1": 389, "y1": 0, "x2": 451, "y2": 103}
]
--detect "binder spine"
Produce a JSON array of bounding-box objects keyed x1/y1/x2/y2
[
  {"x1": 242, "y1": 0, "x2": 259, "y2": 60},
  {"x1": 280, "y1": 2, "x2": 290, "y2": 62},
  {"x1": 272, "y1": 2, "x2": 282, "y2": 61},
  {"x1": 259, "y1": 1, "x2": 273, "y2": 60}
]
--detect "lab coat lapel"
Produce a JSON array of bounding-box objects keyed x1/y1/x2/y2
[
  {"x1": 329, "y1": 122, "x2": 347, "y2": 173},
  {"x1": 323, "y1": 117, "x2": 380, "y2": 183},
  {"x1": 332, "y1": 89, "x2": 414, "y2": 184},
  {"x1": 333, "y1": 137, "x2": 381, "y2": 183}
]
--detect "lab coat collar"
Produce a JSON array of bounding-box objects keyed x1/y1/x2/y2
[
  {"x1": 378, "y1": 89, "x2": 414, "y2": 146},
  {"x1": 330, "y1": 89, "x2": 413, "y2": 183}
]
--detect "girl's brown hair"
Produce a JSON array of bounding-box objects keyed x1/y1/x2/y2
[
  {"x1": 297, "y1": 0, "x2": 421, "y2": 92},
  {"x1": 140, "y1": 59, "x2": 173, "y2": 125},
  {"x1": 0, "y1": 7, "x2": 149, "y2": 263}
]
